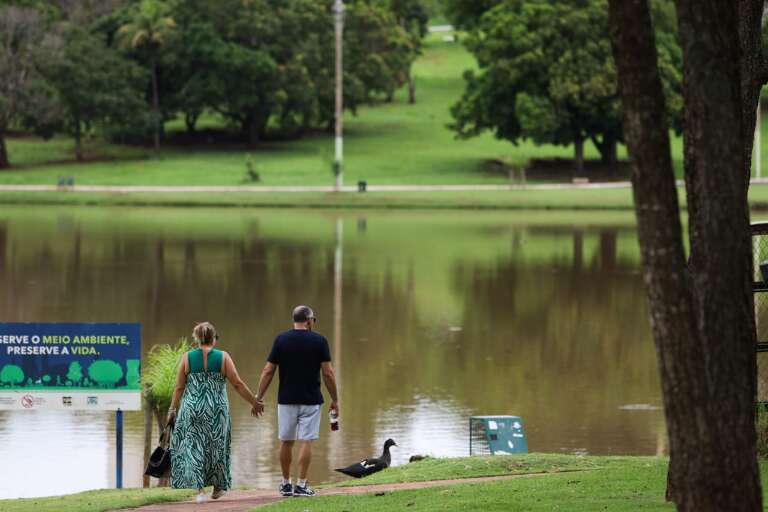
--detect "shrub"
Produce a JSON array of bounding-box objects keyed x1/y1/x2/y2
[{"x1": 143, "y1": 338, "x2": 192, "y2": 411}]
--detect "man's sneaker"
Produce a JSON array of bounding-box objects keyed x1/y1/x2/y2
[
  {"x1": 279, "y1": 482, "x2": 293, "y2": 497},
  {"x1": 293, "y1": 484, "x2": 316, "y2": 497}
]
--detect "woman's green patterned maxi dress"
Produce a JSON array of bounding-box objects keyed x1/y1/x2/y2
[{"x1": 171, "y1": 348, "x2": 232, "y2": 490}]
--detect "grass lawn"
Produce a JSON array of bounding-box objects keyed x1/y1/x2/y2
[
  {"x1": 0, "y1": 488, "x2": 194, "y2": 512},
  {"x1": 0, "y1": 31, "x2": 680, "y2": 189},
  {"x1": 3, "y1": 455, "x2": 768, "y2": 511},
  {"x1": 325, "y1": 453, "x2": 654, "y2": 488},
  {"x1": 263, "y1": 454, "x2": 768, "y2": 512},
  {"x1": 264, "y1": 460, "x2": 673, "y2": 512}
]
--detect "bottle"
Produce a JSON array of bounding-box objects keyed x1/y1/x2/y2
[{"x1": 329, "y1": 410, "x2": 339, "y2": 431}]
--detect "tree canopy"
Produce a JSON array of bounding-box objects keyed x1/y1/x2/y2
[
  {"x1": 0, "y1": 0, "x2": 428, "y2": 164},
  {"x1": 449, "y1": 0, "x2": 682, "y2": 172}
]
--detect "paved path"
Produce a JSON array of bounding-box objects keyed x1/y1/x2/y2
[
  {"x1": 3, "y1": 178, "x2": 768, "y2": 194},
  {"x1": 0, "y1": 182, "x2": 634, "y2": 193},
  {"x1": 113, "y1": 473, "x2": 549, "y2": 512}
]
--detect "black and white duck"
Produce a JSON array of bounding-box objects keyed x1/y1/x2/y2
[{"x1": 334, "y1": 439, "x2": 397, "y2": 478}]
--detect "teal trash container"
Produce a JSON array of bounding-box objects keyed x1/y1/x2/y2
[{"x1": 469, "y1": 416, "x2": 528, "y2": 455}]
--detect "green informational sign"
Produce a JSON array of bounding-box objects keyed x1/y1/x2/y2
[{"x1": 0, "y1": 323, "x2": 141, "y2": 410}]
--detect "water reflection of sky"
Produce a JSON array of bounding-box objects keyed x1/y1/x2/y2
[
  {"x1": 0, "y1": 411, "x2": 144, "y2": 498},
  {"x1": 0, "y1": 208, "x2": 667, "y2": 499},
  {"x1": 373, "y1": 396, "x2": 472, "y2": 465}
]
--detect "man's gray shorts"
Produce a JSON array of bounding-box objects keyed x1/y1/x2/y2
[{"x1": 278, "y1": 404, "x2": 322, "y2": 441}]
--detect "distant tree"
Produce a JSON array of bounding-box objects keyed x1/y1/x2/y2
[
  {"x1": 44, "y1": 26, "x2": 147, "y2": 160},
  {"x1": 343, "y1": 2, "x2": 416, "y2": 105},
  {"x1": 88, "y1": 360, "x2": 124, "y2": 388},
  {"x1": 117, "y1": 0, "x2": 176, "y2": 151},
  {"x1": 0, "y1": 6, "x2": 61, "y2": 169},
  {"x1": 449, "y1": 0, "x2": 681, "y2": 174},
  {"x1": 390, "y1": 0, "x2": 429, "y2": 103},
  {"x1": 162, "y1": 20, "x2": 222, "y2": 134},
  {"x1": 0, "y1": 364, "x2": 24, "y2": 386},
  {"x1": 441, "y1": 0, "x2": 500, "y2": 30}
]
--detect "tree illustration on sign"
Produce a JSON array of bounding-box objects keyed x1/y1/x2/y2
[
  {"x1": 126, "y1": 359, "x2": 140, "y2": 388},
  {"x1": 67, "y1": 361, "x2": 83, "y2": 386},
  {"x1": 0, "y1": 365, "x2": 24, "y2": 386},
  {"x1": 87, "y1": 360, "x2": 124, "y2": 388}
]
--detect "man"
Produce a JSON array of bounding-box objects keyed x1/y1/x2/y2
[{"x1": 253, "y1": 305, "x2": 339, "y2": 498}]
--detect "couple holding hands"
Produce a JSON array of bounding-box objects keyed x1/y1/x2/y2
[{"x1": 166, "y1": 305, "x2": 339, "y2": 502}]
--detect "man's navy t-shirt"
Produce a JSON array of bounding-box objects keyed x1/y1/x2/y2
[{"x1": 267, "y1": 329, "x2": 331, "y2": 405}]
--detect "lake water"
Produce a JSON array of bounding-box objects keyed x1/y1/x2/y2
[{"x1": 0, "y1": 207, "x2": 667, "y2": 499}]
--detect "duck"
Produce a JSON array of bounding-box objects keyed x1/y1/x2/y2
[{"x1": 334, "y1": 439, "x2": 397, "y2": 478}]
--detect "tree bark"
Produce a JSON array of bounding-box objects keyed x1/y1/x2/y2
[
  {"x1": 591, "y1": 135, "x2": 618, "y2": 170},
  {"x1": 608, "y1": 1, "x2": 762, "y2": 511},
  {"x1": 242, "y1": 110, "x2": 270, "y2": 148},
  {"x1": 0, "y1": 129, "x2": 9, "y2": 169},
  {"x1": 574, "y1": 134, "x2": 584, "y2": 175},
  {"x1": 407, "y1": 67, "x2": 416, "y2": 104},
  {"x1": 600, "y1": 137, "x2": 618, "y2": 168}
]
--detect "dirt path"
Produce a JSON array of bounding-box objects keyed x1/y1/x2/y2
[{"x1": 113, "y1": 473, "x2": 549, "y2": 512}]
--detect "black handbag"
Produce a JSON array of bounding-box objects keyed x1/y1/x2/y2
[{"x1": 145, "y1": 423, "x2": 173, "y2": 478}]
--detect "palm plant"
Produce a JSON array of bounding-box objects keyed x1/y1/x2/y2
[
  {"x1": 143, "y1": 337, "x2": 191, "y2": 425},
  {"x1": 117, "y1": 0, "x2": 176, "y2": 151},
  {"x1": 142, "y1": 337, "x2": 190, "y2": 487}
]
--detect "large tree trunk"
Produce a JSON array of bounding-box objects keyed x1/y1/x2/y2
[
  {"x1": 675, "y1": 2, "x2": 761, "y2": 507},
  {"x1": 151, "y1": 59, "x2": 160, "y2": 152},
  {"x1": 608, "y1": 1, "x2": 763, "y2": 511},
  {"x1": 0, "y1": 130, "x2": 9, "y2": 169}
]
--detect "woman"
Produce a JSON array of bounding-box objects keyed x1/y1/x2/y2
[{"x1": 168, "y1": 322, "x2": 259, "y2": 503}]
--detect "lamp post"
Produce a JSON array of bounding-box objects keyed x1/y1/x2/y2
[
  {"x1": 333, "y1": 0, "x2": 345, "y2": 191},
  {"x1": 757, "y1": 97, "x2": 762, "y2": 179}
]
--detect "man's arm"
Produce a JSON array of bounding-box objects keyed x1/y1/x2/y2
[
  {"x1": 321, "y1": 361, "x2": 339, "y2": 414},
  {"x1": 252, "y1": 362, "x2": 277, "y2": 417}
]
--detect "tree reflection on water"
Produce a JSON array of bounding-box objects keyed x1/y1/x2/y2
[{"x1": 0, "y1": 208, "x2": 663, "y2": 498}]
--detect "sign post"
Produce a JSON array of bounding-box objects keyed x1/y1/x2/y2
[
  {"x1": 0, "y1": 323, "x2": 141, "y2": 488},
  {"x1": 116, "y1": 408, "x2": 124, "y2": 489}
]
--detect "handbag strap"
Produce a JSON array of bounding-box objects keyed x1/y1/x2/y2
[{"x1": 159, "y1": 423, "x2": 173, "y2": 448}]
